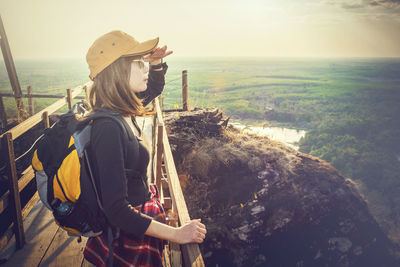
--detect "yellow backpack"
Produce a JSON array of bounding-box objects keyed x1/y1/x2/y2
[{"x1": 31, "y1": 102, "x2": 130, "y2": 237}]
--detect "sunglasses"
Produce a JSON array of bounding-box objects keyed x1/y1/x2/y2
[{"x1": 131, "y1": 58, "x2": 148, "y2": 69}]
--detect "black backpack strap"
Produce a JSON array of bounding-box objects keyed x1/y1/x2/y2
[
  {"x1": 83, "y1": 147, "x2": 115, "y2": 266},
  {"x1": 86, "y1": 109, "x2": 135, "y2": 141},
  {"x1": 107, "y1": 227, "x2": 114, "y2": 266}
]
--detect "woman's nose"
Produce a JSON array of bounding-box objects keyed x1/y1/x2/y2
[{"x1": 145, "y1": 64, "x2": 149, "y2": 73}]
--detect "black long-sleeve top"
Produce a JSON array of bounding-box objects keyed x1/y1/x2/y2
[{"x1": 88, "y1": 63, "x2": 168, "y2": 238}]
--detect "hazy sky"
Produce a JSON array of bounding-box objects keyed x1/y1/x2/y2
[{"x1": 1, "y1": 0, "x2": 400, "y2": 59}]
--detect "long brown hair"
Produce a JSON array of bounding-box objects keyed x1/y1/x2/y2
[{"x1": 89, "y1": 56, "x2": 152, "y2": 116}]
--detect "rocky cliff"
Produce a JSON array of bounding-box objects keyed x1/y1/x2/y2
[{"x1": 164, "y1": 108, "x2": 399, "y2": 267}]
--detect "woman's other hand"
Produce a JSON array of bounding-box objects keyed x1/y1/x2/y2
[
  {"x1": 144, "y1": 45, "x2": 173, "y2": 65},
  {"x1": 176, "y1": 219, "x2": 207, "y2": 244}
]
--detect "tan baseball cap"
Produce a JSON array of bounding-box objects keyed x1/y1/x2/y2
[{"x1": 86, "y1": 30, "x2": 159, "y2": 80}]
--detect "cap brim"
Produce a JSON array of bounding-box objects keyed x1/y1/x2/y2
[{"x1": 122, "y1": 37, "x2": 159, "y2": 57}]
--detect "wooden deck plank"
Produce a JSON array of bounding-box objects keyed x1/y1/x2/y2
[
  {"x1": 21, "y1": 192, "x2": 40, "y2": 221},
  {"x1": 2, "y1": 201, "x2": 60, "y2": 266},
  {"x1": 0, "y1": 193, "x2": 40, "y2": 256},
  {"x1": 3, "y1": 198, "x2": 89, "y2": 267},
  {"x1": 38, "y1": 227, "x2": 87, "y2": 267}
]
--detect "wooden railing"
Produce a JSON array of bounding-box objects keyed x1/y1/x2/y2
[
  {"x1": 152, "y1": 97, "x2": 204, "y2": 266},
  {"x1": 0, "y1": 87, "x2": 86, "y2": 130},
  {"x1": 0, "y1": 82, "x2": 89, "y2": 251}
]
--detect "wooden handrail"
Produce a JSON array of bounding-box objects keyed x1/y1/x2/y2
[
  {"x1": 154, "y1": 97, "x2": 205, "y2": 267},
  {"x1": 0, "y1": 82, "x2": 91, "y2": 140},
  {"x1": 0, "y1": 93, "x2": 86, "y2": 99},
  {"x1": 154, "y1": 97, "x2": 165, "y2": 191},
  {"x1": 0, "y1": 166, "x2": 35, "y2": 214},
  {"x1": 155, "y1": 98, "x2": 164, "y2": 127},
  {"x1": 161, "y1": 120, "x2": 191, "y2": 223}
]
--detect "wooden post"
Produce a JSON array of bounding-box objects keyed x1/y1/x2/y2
[
  {"x1": 42, "y1": 111, "x2": 49, "y2": 129},
  {"x1": 170, "y1": 201, "x2": 182, "y2": 266},
  {"x1": 0, "y1": 15, "x2": 25, "y2": 122},
  {"x1": 151, "y1": 102, "x2": 157, "y2": 184},
  {"x1": 0, "y1": 95, "x2": 7, "y2": 129},
  {"x1": 66, "y1": 88, "x2": 72, "y2": 110},
  {"x1": 1, "y1": 133, "x2": 25, "y2": 249},
  {"x1": 163, "y1": 197, "x2": 172, "y2": 210},
  {"x1": 170, "y1": 241, "x2": 182, "y2": 266},
  {"x1": 156, "y1": 124, "x2": 164, "y2": 191},
  {"x1": 27, "y1": 86, "x2": 34, "y2": 116},
  {"x1": 83, "y1": 85, "x2": 89, "y2": 102},
  {"x1": 182, "y1": 70, "x2": 188, "y2": 111}
]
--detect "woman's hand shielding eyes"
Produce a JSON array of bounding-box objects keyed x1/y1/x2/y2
[{"x1": 144, "y1": 45, "x2": 173, "y2": 65}]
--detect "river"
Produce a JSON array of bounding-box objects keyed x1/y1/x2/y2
[{"x1": 229, "y1": 121, "x2": 306, "y2": 150}]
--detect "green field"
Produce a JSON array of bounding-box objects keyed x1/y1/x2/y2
[
  {"x1": 0, "y1": 59, "x2": 88, "y2": 116},
  {"x1": 1, "y1": 57, "x2": 400, "y2": 242}
]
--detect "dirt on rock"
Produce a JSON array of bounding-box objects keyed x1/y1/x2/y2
[{"x1": 164, "y1": 107, "x2": 400, "y2": 267}]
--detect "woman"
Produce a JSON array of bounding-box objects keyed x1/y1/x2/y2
[{"x1": 83, "y1": 30, "x2": 206, "y2": 266}]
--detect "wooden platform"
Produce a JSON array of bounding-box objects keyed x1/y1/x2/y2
[{"x1": 1, "y1": 200, "x2": 90, "y2": 267}]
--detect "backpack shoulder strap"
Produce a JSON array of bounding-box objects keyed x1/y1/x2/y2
[{"x1": 83, "y1": 110, "x2": 134, "y2": 141}]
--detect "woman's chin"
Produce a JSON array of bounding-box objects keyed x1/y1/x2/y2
[{"x1": 132, "y1": 86, "x2": 147, "y2": 93}]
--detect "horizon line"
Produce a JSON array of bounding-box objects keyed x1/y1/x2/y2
[{"x1": 2, "y1": 55, "x2": 400, "y2": 61}]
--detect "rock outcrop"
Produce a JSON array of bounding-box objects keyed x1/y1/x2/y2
[{"x1": 164, "y1": 108, "x2": 399, "y2": 267}]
